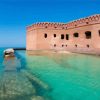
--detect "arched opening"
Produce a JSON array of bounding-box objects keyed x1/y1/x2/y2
[
  {"x1": 85, "y1": 31, "x2": 91, "y2": 39},
  {"x1": 54, "y1": 34, "x2": 56, "y2": 37},
  {"x1": 54, "y1": 27, "x2": 57, "y2": 29},
  {"x1": 54, "y1": 44, "x2": 56, "y2": 47},
  {"x1": 61, "y1": 34, "x2": 64, "y2": 39},
  {"x1": 66, "y1": 45, "x2": 67, "y2": 47},
  {"x1": 62, "y1": 27, "x2": 64, "y2": 29},
  {"x1": 66, "y1": 34, "x2": 69, "y2": 40},
  {"x1": 73, "y1": 33, "x2": 79, "y2": 37},
  {"x1": 75, "y1": 24, "x2": 77, "y2": 27},
  {"x1": 45, "y1": 26, "x2": 47, "y2": 28},
  {"x1": 98, "y1": 30, "x2": 100, "y2": 36},
  {"x1": 87, "y1": 44, "x2": 89, "y2": 48},
  {"x1": 44, "y1": 33, "x2": 47, "y2": 38},
  {"x1": 86, "y1": 22, "x2": 89, "y2": 24},
  {"x1": 75, "y1": 44, "x2": 77, "y2": 47},
  {"x1": 62, "y1": 44, "x2": 64, "y2": 47}
]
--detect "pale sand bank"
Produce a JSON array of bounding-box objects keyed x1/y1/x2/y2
[{"x1": 27, "y1": 50, "x2": 73, "y2": 55}]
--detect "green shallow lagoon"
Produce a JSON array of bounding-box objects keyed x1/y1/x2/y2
[
  {"x1": 16, "y1": 50, "x2": 100, "y2": 100},
  {"x1": 0, "y1": 49, "x2": 100, "y2": 100}
]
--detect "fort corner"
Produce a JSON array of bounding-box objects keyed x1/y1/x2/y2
[{"x1": 26, "y1": 14, "x2": 100, "y2": 54}]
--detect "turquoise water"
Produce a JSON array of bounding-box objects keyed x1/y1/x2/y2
[
  {"x1": 0, "y1": 49, "x2": 100, "y2": 100},
  {"x1": 16, "y1": 50, "x2": 100, "y2": 100}
]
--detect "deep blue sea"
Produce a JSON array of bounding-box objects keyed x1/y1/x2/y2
[{"x1": 0, "y1": 48, "x2": 100, "y2": 100}]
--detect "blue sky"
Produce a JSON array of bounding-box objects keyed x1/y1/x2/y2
[{"x1": 0, "y1": 0, "x2": 100, "y2": 47}]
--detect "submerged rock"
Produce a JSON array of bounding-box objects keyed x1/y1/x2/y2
[
  {"x1": 0, "y1": 72, "x2": 36, "y2": 100},
  {"x1": 0, "y1": 55, "x2": 51, "y2": 100},
  {"x1": 31, "y1": 96, "x2": 44, "y2": 100},
  {"x1": 21, "y1": 70, "x2": 50, "y2": 90}
]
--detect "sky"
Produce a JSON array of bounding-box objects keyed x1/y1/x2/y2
[{"x1": 0, "y1": 0, "x2": 100, "y2": 47}]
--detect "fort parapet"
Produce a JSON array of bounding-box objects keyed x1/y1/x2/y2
[
  {"x1": 26, "y1": 14, "x2": 100, "y2": 55},
  {"x1": 27, "y1": 14, "x2": 100, "y2": 30}
]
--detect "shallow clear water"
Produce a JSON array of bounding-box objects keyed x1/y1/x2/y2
[{"x1": 0, "y1": 49, "x2": 100, "y2": 100}]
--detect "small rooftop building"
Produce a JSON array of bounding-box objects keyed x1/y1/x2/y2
[{"x1": 26, "y1": 14, "x2": 100, "y2": 54}]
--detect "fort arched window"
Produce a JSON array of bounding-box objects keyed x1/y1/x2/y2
[
  {"x1": 61, "y1": 34, "x2": 64, "y2": 39},
  {"x1": 62, "y1": 44, "x2": 64, "y2": 47},
  {"x1": 54, "y1": 34, "x2": 56, "y2": 37},
  {"x1": 44, "y1": 33, "x2": 47, "y2": 38},
  {"x1": 85, "y1": 31, "x2": 91, "y2": 39},
  {"x1": 75, "y1": 44, "x2": 77, "y2": 47},
  {"x1": 54, "y1": 44, "x2": 56, "y2": 47},
  {"x1": 73, "y1": 33, "x2": 79, "y2": 37},
  {"x1": 87, "y1": 44, "x2": 89, "y2": 48},
  {"x1": 62, "y1": 27, "x2": 64, "y2": 29},
  {"x1": 86, "y1": 22, "x2": 89, "y2": 24},
  {"x1": 98, "y1": 30, "x2": 100, "y2": 36},
  {"x1": 66, "y1": 34, "x2": 69, "y2": 40},
  {"x1": 54, "y1": 27, "x2": 57, "y2": 29},
  {"x1": 45, "y1": 26, "x2": 47, "y2": 28},
  {"x1": 75, "y1": 24, "x2": 77, "y2": 27}
]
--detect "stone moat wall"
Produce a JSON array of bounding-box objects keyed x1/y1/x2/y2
[{"x1": 26, "y1": 14, "x2": 100, "y2": 54}]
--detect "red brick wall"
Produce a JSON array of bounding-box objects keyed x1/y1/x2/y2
[{"x1": 26, "y1": 14, "x2": 100, "y2": 54}]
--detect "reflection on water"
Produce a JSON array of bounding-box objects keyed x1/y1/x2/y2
[
  {"x1": 25, "y1": 51, "x2": 100, "y2": 100},
  {"x1": 3, "y1": 57, "x2": 21, "y2": 72}
]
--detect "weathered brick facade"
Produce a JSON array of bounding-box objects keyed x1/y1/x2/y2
[{"x1": 26, "y1": 14, "x2": 100, "y2": 54}]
